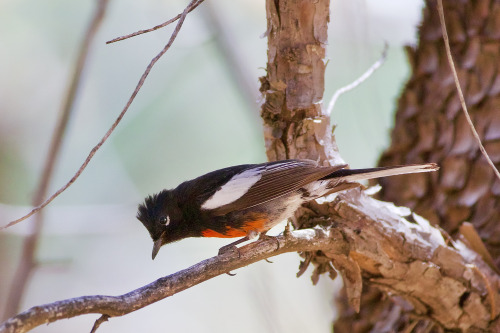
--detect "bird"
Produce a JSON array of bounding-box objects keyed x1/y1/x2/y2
[{"x1": 137, "y1": 159, "x2": 438, "y2": 259}]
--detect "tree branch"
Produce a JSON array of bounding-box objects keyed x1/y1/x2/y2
[
  {"x1": 0, "y1": 228, "x2": 346, "y2": 333},
  {"x1": 106, "y1": 0, "x2": 204, "y2": 44},
  {"x1": 2, "y1": 190, "x2": 499, "y2": 332},
  {"x1": 325, "y1": 43, "x2": 388, "y2": 116},
  {"x1": 299, "y1": 190, "x2": 500, "y2": 330}
]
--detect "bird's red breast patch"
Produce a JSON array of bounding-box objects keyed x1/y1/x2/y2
[{"x1": 201, "y1": 212, "x2": 269, "y2": 238}]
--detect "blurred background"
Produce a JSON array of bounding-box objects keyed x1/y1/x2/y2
[{"x1": 0, "y1": 0, "x2": 423, "y2": 331}]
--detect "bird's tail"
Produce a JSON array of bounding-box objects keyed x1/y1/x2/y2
[{"x1": 326, "y1": 163, "x2": 439, "y2": 182}]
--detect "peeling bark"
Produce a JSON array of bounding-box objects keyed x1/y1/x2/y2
[
  {"x1": 311, "y1": 190, "x2": 499, "y2": 331},
  {"x1": 261, "y1": 0, "x2": 343, "y2": 165}
]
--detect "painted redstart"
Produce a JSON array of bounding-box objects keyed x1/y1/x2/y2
[{"x1": 137, "y1": 159, "x2": 438, "y2": 259}]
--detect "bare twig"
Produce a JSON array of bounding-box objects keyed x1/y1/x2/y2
[
  {"x1": 89, "y1": 315, "x2": 109, "y2": 333},
  {"x1": 324, "y1": 42, "x2": 388, "y2": 116},
  {"x1": 1, "y1": 0, "x2": 200, "y2": 231},
  {"x1": 0, "y1": 228, "x2": 346, "y2": 333},
  {"x1": 2, "y1": 0, "x2": 110, "y2": 320},
  {"x1": 436, "y1": 0, "x2": 500, "y2": 182},
  {"x1": 106, "y1": 0, "x2": 204, "y2": 44}
]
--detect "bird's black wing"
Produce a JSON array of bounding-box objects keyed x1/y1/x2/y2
[{"x1": 202, "y1": 159, "x2": 346, "y2": 216}]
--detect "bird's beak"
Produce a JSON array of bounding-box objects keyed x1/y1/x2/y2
[{"x1": 152, "y1": 238, "x2": 163, "y2": 260}]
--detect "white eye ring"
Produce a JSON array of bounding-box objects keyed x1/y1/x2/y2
[{"x1": 159, "y1": 215, "x2": 170, "y2": 226}]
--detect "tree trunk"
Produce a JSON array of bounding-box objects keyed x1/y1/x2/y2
[
  {"x1": 335, "y1": 0, "x2": 500, "y2": 331},
  {"x1": 260, "y1": 0, "x2": 342, "y2": 165}
]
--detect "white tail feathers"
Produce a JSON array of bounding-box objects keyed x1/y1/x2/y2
[{"x1": 337, "y1": 163, "x2": 439, "y2": 183}]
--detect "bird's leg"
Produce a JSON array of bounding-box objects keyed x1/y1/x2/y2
[
  {"x1": 218, "y1": 236, "x2": 250, "y2": 256},
  {"x1": 218, "y1": 230, "x2": 279, "y2": 260},
  {"x1": 219, "y1": 234, "x2": 257, "y2": 276},
  {"x1": 259, "y1": 232, "x2": 281, "y2": 251}
]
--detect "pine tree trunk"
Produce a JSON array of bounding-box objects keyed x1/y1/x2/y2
[{"x1": 335, "y1": 0, "x2": 500, "y2": 331}]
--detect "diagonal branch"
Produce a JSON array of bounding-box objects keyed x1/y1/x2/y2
[
  {"x1": 325, "y1": 43, "x2": 388, "y2": 116},
  {"x1": 2, "y1": 191, "x2": 499, "y2": 332},
  {"x1": 106, "y1": 0, "x2": 204, "y2": 44},
  {"x1": 1, "y1": 0, "x2": 201, "y2": 231},
  {"x1": 0, "y1": 228, "x2": 346, "y2": 333}
]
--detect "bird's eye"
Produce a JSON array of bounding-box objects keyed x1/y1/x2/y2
[{"x1": 159, "y1": 215, "x2": 170, "y2": 225}]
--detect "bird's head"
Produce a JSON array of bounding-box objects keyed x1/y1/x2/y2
[{"x1": 137, "y1": 189, "x2": 185, "y2": 259}]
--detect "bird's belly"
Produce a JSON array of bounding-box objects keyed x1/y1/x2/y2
[
  {"x1": 219, "y1": 190, "x2": 316, "y2": 237},
  {"x1": 247, "y1": 193, "x2": 305, "y2": 232}
]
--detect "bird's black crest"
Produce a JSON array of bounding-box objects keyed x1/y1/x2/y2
[{"x1": 137, "y1": 190, "x2": 171, "y2": 236}]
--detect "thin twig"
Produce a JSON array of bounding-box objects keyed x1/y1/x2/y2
[
  {"x1": 106, "y1": 0, "x2": 204, "y2": 44},
  {"x1": 1, "y1": 0, "x2": 110, "y2": 320},
  {"x1": 325, "y1": 42, "x2": 388, "y2": 116},
  {"x1": 89, "y1": 315, "x2": 109, "y2": 333},
  {"x1": 1, "y1": 0, "x2": 200, "y2": 231},
  {"x1": 436, "y1": 0, "x2": 500, "y2": 182}
]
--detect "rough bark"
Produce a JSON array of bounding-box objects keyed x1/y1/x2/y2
[
  {"x1": 334, "y1": 0, "x2": 500, "y2": 331},
  {"x1": 260, "y1": 0, "x2": 343, "y2": 166},
  {"x1": 380, "y1": 0, "x2": 500, "y2": 262}
]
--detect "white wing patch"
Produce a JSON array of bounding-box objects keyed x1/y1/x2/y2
[{"x1": 201, "y1": 168, "x2": 263, "y2": 210}]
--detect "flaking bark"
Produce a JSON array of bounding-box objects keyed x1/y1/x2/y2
[{"x1": 260, "y1": 0, "x2": 342, "y2": 166}]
